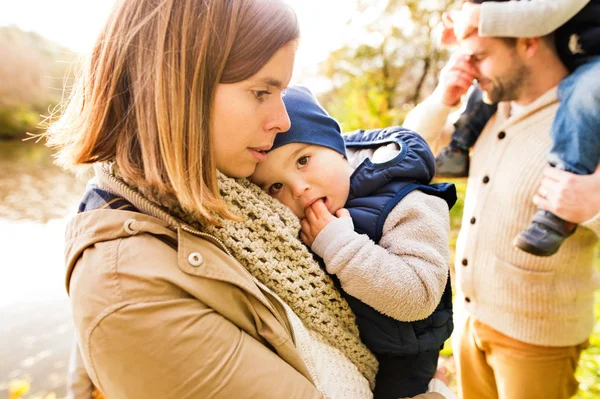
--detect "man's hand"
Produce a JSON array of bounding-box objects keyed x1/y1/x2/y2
[
  {"x1": 300, "y1": 200, "x2": 350, "y2": 246},
  {"x1": 433, "y1": 52, "x2": 478, "y2": 107},
  {"x1": 533, "y1": 165, "x2": 600, "y2": 223}
]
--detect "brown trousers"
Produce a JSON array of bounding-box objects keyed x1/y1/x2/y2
[{"x1": 454, "y1": 315, "x2": 586, "y2": 399}]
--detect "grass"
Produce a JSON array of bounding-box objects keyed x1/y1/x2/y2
[{"x1": 440, "y1": 178, "x2": 600, "y2": 397}]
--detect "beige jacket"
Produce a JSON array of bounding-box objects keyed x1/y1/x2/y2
[
  {"x1": 65, "y1": 206, "x2": 326, "y2": 399},
  {"x1": 65, "y1": 171, "x2": 448, "y2": 398}
]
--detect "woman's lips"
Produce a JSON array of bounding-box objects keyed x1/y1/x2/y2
[{"x1": 248, "y1": 148, "x2": 268, "y2": 162}]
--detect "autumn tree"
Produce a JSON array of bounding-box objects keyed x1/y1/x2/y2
[{"x1": 318, "y1": 0, "x2": 458, "y2": 131}]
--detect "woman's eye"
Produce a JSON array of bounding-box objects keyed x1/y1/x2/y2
[
  {"x1": 253, "y1": 90, "x2": 272, "y2": 102},
  {"x1": 297, "y1": 156, "x2": 309, "y2": 167},
  {"x1": 268, "y1": 183, "x2": 283, "y2": 195}
]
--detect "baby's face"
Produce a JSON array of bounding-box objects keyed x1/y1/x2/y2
[{"x1": 251, "y1": 143, "x2": 353, "y2": 218}]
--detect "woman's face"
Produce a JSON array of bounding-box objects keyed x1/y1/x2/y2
[{"x1": 212, "y1": 43, "x2": 296, "y2": 178}]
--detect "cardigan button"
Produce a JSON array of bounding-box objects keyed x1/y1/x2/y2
[
  {"x1": 462, "y1": 258, "x2": 468, "y2": 266},
  {"x1": 482, "y1": 176, "x2": 490, "y2": 184},
  {"x1": 498, "y1": 131, "x2": 506, "y2": 140},
  {"x1": 188, "y1": 252, "x2": 204, "y2": 267},
  {"x1": 470, "y1": 217, "x2": 476, "y2": 225},
  {"x1": 465, "y1": 297, "x2": 471, "y2": 303}
]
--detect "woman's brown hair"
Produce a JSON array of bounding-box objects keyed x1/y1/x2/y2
[{"x1": 46, "y1": 0, "x2": 299, "y2": 223}]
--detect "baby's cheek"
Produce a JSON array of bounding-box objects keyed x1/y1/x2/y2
[{"x1": 278, "y1": 197, "x2": 304, "y2": 219}]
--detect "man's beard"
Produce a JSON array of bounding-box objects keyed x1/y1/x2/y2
[{"x1": 481, "y1": 63, "x2": 529, "y2": 104}]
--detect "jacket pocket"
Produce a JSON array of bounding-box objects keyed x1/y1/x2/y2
[
  {"x1": 492, "y1": 255, "x2": 555, "y2": 284},
  {"x1": 489, "y1": 256, "x2": 556, "y2": 317}
]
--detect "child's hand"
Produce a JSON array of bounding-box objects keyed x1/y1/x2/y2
[
  {"x1": 300, "y1": 200, "x2": 350, "y2": 246},
  {"x1": 439, "y1": 11, "x2": 458, "y2": 48},
  {"x1": 454, "y1": 3, "x2": 480, "y2": 41}
]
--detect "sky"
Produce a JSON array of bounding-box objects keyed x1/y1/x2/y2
[{"x1": 0, "y1": 0, "x2": 364, "y2": 92}]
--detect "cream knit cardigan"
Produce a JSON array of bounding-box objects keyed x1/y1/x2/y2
[{"x1": 405, "y1": 88, "x2": 600, "y2": 346}]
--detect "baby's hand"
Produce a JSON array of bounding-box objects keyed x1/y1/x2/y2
[{"x1": 300, "y1": 200, "x2": 350, "y2": 246}]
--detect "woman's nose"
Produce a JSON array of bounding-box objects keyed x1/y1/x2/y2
[{"x1": 267, "y1": 97, "x2": 291, "y2": 134}]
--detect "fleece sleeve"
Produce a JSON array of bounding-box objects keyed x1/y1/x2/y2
[
  {"x1": 479, "y1": 0, "x2": 589, "y2": 38},
  {"x1": 311, "y1": 191, "x2": 450, "y2": 322}
]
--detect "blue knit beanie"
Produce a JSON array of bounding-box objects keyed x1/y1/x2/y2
[{"x1": 270, "y1": 86, "x2": 346, "y2": 157}]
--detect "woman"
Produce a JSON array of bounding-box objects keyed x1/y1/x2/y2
[{"x1": 48, "y1": 0, "x2": 450, "y2": 398}]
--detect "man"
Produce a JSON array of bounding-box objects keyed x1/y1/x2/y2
[{"x1": 404, "y1": 2, "x2": 600, "y2": 398}]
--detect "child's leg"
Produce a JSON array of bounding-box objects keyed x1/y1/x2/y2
[
  {"x1": 548, "y1": 56, "x2": 600, "y2": 175},
  {"x1": 451, "y1": 84, "x2": 498, "y2": 151},
  {"x1": 436, "y1": 84, "x2": 497, "y2": 177},
  {"x1": 514, "y1": 57, "x2": 600, "y2": 257}
]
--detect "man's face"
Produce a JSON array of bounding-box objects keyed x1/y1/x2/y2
[{"x1": 459, "y1": 34, "x2": 530, "y2": 104}]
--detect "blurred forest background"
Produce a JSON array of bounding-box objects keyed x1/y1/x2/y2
[
  {"x1": 0, "y1": 26, "x2": 76, "y2": 140},
  {"x1": 1, "y1": 0, "x2": 599, "y2": 398}
]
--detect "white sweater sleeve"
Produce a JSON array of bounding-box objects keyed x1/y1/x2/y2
[
  {"x1": 311, "y1": 191, "x2": 450, "y2": 322},
  {"x1": 402, "y1": 94, "x2": 455, "y2": 155},
  {"x1": 582, "y1": 210, "x2": 600, "y2": 238},
  {"x1": 480, "y1": 0, "x2": 590, "y2": 38}
]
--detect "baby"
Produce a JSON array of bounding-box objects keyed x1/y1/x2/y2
[{"x1": 251, "y1": 86, "x2": 457, "y2": 398}]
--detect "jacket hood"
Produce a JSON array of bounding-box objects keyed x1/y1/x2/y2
[{"x1": 343, "y1": 126, "x2": 436, "y2": 199}]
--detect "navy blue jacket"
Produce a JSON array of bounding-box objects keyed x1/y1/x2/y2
[{"x1": 333, "y1": 126, "x2": 456, "y2": 357}]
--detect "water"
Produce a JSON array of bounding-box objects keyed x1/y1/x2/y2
[{"x1": 0, "y1": 140, "x2": 87, "y2": 398}]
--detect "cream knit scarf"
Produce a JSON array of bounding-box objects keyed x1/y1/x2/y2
[{"x1": 102, "y1": 165, "x2": 377, "y2": 387}]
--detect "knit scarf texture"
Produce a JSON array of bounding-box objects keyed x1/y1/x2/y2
[{"x1": 103, "y1": 164, "x2": 377, "y2": 386}]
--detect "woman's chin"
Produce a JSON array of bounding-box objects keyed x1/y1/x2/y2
[{"x1": 218, "y1": 163, "x2": 257, "y2": 179}]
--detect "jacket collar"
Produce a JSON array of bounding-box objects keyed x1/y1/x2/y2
[
  {"x1": 495, "y1": 86, "x2": 559, "y2": 132},
  {"x1": 64, "y1": 163, "x2": 263, "y2": 300}
]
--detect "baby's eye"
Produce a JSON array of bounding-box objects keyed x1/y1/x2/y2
[
  {"x1": 268, "y1": 182, "x2": 283, "y2": 195},
  {"x1": 297, "y1": 156, "x2": 309, "y2": 167}
]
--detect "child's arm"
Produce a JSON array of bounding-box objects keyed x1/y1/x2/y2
[
  {"x1": 462, "y1": 0, "x2": 589, "y2": 38},
  {"x1": 309, "y1": 191, "x2": 450, "y2": 322}
]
